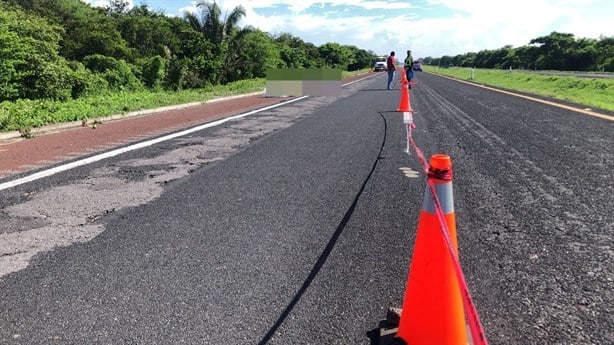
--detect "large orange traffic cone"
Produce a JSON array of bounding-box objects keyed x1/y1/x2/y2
[
  {"x1": 396, "y1": 154, "x2": 467, "y2": 345},
  {"x1": 396, "y1": 72, "x2": 412, "y2": 112}
]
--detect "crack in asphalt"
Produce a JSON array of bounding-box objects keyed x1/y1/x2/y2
[{"x1": 257, "y1": 110, "x2": 389, "y2": 345}]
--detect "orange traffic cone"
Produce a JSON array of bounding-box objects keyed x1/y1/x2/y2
[
  {"x1": 396, "y1": 72, "x2": 412, "y2": 112},
  {"x1": 400, "y1": 67, "x2": 408, "y2": 84},
  {"x1": 396, "y1": 154, "x2": 467, "y2": 345}
]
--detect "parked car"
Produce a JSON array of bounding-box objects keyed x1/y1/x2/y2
[{"x1": 373, "y1": 62, "x2": 386, "y2": 72}]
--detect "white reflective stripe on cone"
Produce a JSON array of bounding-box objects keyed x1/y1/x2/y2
[{"x1": 423, "y1": 182, "x2": 454, "y2": 215}]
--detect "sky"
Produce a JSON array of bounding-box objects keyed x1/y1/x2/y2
[{"x1": 83, "y1": 0, "x2": 613, "y2": 59}]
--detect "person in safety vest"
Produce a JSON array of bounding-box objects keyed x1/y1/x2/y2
[{"x1": 404, "y1": 50, "x2": 414, "y2": 87}]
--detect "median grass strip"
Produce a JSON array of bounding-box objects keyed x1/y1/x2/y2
[{"x1": 425, "y1": 66, "x2": 614, "y2": 112}]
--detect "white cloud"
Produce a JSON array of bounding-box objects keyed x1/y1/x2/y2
[
  {"x1": 357, "y1": 0, "x2": 611, "y2": 57},
  {"x1": 81, "y1": 0, "x2": 134, "y2": 9},
  {"x1": 222, "y1": 0, "x2": 414, "y2": 13},
  {"x1": 177, "y1": 1, "x2": 199, "y2": 16},
  {"x1": 217, "y1": 0, "x2": 560, "y2": 56}
]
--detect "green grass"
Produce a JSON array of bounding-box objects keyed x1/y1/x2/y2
[
  {"x1": 424, "y1": 66, "x2": 614, "y2": 112},
  {"x1": 0, "y1": 78, "x2": 266, "y2": 133}
]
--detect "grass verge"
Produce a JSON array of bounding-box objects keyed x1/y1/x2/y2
[
  {"x1": 0, "y1": 79, "x2": 266, "y2": 134},
  {"x1": 424, "y1": 66, "x2": 614, "y2": 112}
]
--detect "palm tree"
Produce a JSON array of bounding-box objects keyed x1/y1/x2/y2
[
  {"x1": 185, "y1": 0, "x2": 245, "y2": 46},
  {"x1": 184, "y1": 1, "x2": 248, "y2": 83}
]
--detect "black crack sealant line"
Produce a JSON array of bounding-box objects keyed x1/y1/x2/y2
[
  {"x1": 257, "y1": 112, "x2": 389, "y2": 345},
  {"x1": 405, "y1": 117, "x2": 489, "y2": 345}
]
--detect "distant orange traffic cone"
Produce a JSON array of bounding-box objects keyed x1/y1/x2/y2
[
  {"x1": 400, "y1": 67, "x2": 408, "y2": 84},
  {"x1": 396, "y1": 154, "x2": 467, "y2": 345},
  {"x1": 396, "y1": 72, "x2": 412, "y2": 112}
]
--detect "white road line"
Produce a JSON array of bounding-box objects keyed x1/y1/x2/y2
[
  {"x1": 431, "y1": 72, "x2": 614, "y2": 121},
  {"x1": 343, "y1": 75, "x2": 372, "y2": 86},
  {"x1": 0, "y1": 96, "x2": 309, "y2": 191}
]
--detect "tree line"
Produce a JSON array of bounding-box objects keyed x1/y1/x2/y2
[
  {"x1": 0, "y1": 0, "x2": 377, "y2": 103},
  {"x1": 423, "y1": 32, "x2": 613, "y2": 72}
]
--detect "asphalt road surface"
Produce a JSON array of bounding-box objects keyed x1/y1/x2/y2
[{"x1": 0, "y1": 72, "x2": 612, "y2": 344}]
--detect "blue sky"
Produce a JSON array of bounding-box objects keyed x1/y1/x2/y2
[{"x1": 84, "y1": 0, "x2": 613, "y2": 58}]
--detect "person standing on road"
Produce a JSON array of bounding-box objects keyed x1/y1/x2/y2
[
  {"x1": 404, "y1": 50, "x2": 414, "y2": 83},
  {"x1": 386, "y1": 51, "x2": 396, "y2": 89}
]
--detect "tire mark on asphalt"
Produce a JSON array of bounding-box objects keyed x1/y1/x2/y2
[{"x1": 418, "y1": 83, "x2": 613, "y2": 343}]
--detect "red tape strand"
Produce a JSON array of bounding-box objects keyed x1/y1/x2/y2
[{"x1": 406, "y1": 123, "x2": 489, "y2": 345}]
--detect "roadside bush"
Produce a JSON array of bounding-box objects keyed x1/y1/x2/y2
[
  {"x1": 138, "y1": 56, "x2": 167, "y2": 89},
  {"x1": 166, "y1": 57, "x2": 212, "y2": 90},
  {"x1": 103, "y1": 62, "x2": 143, "y2": 92},
  {"x1": 164, "y1": 58, "x2": 188, "y2": 91},
  {"x1": 21, "y1": 58, "x2": 74, "y2": 101},
  {"x1": 178, "y1": 56, "x2": 216, "y2": 89},
  {"x1": 67, "y1": 61, "x2": 109, "y2": 99},
  {"x1": 0, "y1": 103, "x2": 10, "y2": 131},
  {"x1": 83, "y1": 54, "x2": 143, "y2": 92},
  {"x1": 0, "y1": 3, "x2": 76, "y2": 102},
  {"x1": 0, "y1": 99, "x2": 43, "y2": 130},
  {"x1": 83, "y1": 54, "x2": 119, "y2": 73},
  {"x1": 603, "y1": 57, "x2": 614, "y2": 72}
]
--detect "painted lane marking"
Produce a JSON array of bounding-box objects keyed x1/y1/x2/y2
[{"x1": 399, "y1": 167, "x2": 420, "y2": 178}]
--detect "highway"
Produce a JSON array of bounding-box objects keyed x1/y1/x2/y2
[{"x1": 0, "y1": 72, "x2": 612, "y2": 344}]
